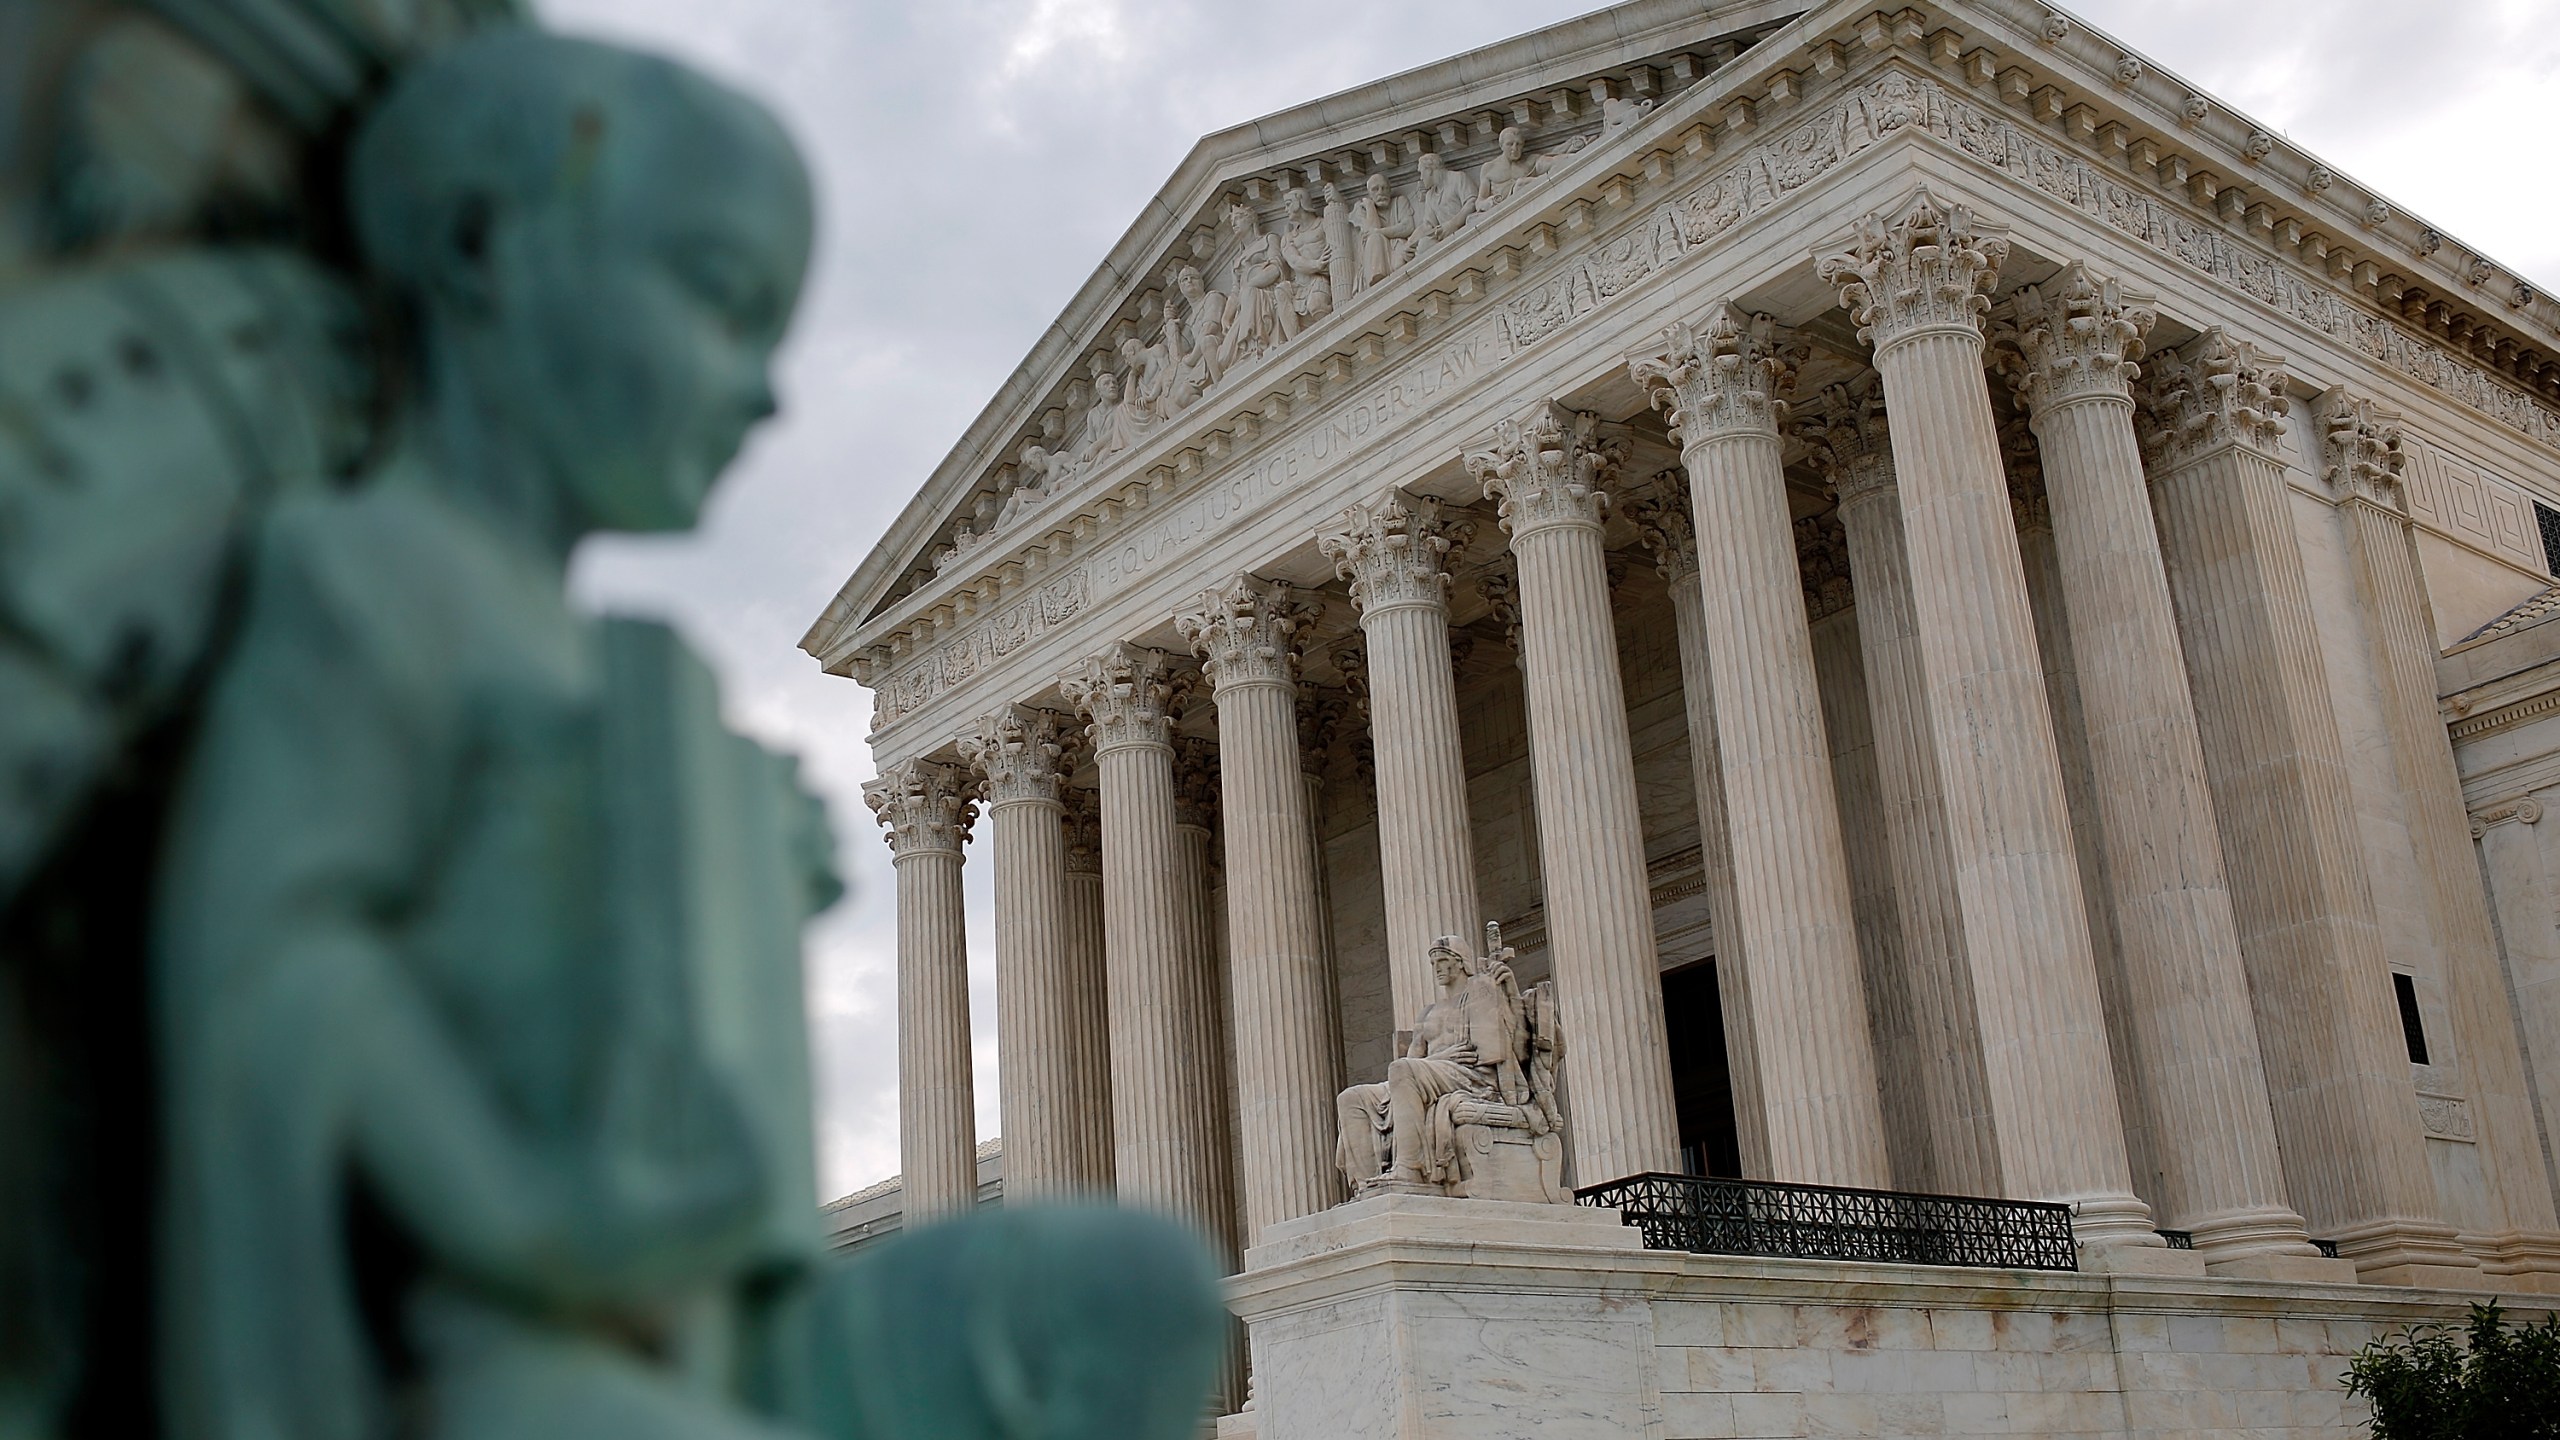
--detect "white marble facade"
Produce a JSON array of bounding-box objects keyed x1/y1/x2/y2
[{"x1": 813, "y1": 0, "x2": 2560, "y2": 1429}]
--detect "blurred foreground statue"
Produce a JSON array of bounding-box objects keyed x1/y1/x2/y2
[{"x1": 0, "y1": 9, "x2": 1223, "y2": 1440}]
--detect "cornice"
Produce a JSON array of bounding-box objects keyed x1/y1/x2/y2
[{"x1": 837, "y1": 11, "x2": 2560, "y2": 742}]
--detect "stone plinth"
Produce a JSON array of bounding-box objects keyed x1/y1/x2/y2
[{"x1": 1228, "y1": 1192, "x2": 2554, "y2": 1440}]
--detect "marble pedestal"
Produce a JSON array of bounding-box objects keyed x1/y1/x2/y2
[{"x1": 1226, "y1": 1192, "x2": 2554, "y2": 1440}]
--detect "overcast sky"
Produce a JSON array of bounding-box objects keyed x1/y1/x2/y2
[{"x1": 539, "y1": 0, "x2": 2560, "y2": 1202}]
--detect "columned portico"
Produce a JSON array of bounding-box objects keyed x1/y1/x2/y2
[
  {"x1": 1179, "y1": 577, "x2": 1346, "y2": 1242},
  {"x1": 1632, "y1": 310, "x2": 1892, "y2": 1190},
  {"x1": 959, "y1": 706, "x2": 1089, "y2": 1200},
  {"x1": 2000, "y1": 266, "x2": 2324, "y2": 1274},
  {"x1": 1061, "y1": 645, "x2": 1231, "y2": 1241},
  {"x1": 1820, "y1": 191, "x2": 2162, "y2": 1256},
  {"x1": 1318, "y1": 492, "x2": 1481, "y2": 1030},
  {"x1": 863, "y1": 757, "x2": 981, "y2": 1223},
  {"x1": 1466, "y1": 405, "x2": 1682, "y2": 1184}
]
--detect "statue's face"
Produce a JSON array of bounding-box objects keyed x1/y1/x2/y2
[
  {"x1": 1431, "y1": 950, "x2": 1466, "y2": 986},
  {"x1": 1365, "y1": 173, "x2": 1389, "y2": 203},
  {"x1": 1500, "y1": 128, "x2": 1524, "y2": 161},
  {"x1": 1419, "y1": 155, "x2": 1443, "y2": 184},
  {"x1": 1094, "y1": 371, "x2": 1119, "y2": 401},
  {"x1": 471, "y1": 93, "x2": 813, "y2": 537}
]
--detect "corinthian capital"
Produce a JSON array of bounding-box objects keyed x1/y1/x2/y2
[
  {"x1": 864, "y1": 756, "x2": 978, "y2": 856},
  {"x1": 1630, "y1": 307, "x2": 1800, "y2": 447},
  {"x1": 1171, "y1": 735, "x2": 1219, "y2": 832},
  {"x1": 959, "y1": 705, "x2": 1083, "y2": 807},
  {"x1": 1060, "y1": 787, "x2": 1102, "y2": 874},
  {"x1": 1465, "y1": 403, "x2": 1622, "y2": 537},
  {"x1": 1060, "y1": 643, "x2": 1193, "y2": 754},
  {"x1": 1795, "y1": 512, "x2": 1855, "y2": 620},
  {"x1": 1622, "y1": 468, "x2": 1699, "y2": 583},
  {"x1": 1318, "y1": 489, "x2": 1474, "y2": 616},
  {"x1": 2314, "y1": 387, "x2": 2408, "y2": 510},
  {"x1": 1818, "y1": 187, "x2": 2010, "y2": 350},
  {"x1": 1995, "y1": 262, "x2": 2156, "y2": 415},
  {"x1": 2133, "y1": 329, "x2": 2291, "y2": 471},
  {"x1": 1795, "y1": 378, "x2": 1895, "y2": 508},
  {"x1": 1176, "y1": 575, "x2": 1321, "y2": 692}
]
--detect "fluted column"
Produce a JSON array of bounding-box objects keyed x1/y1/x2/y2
[
  {"x1": 2319, "y1": 388, "x2": 2560, "y2": 1277},
  {"x1": 2136, "y1": 331, "x2": 2475, "y2": 1285},
  {"x1": 1170, "y1": 736, "x2": 1244, "y2": 1266},
  {"x1": 1057, "y1": 788, "x2": 1116, "y2": 1187},
  {"x1": 1179, "y1": 578, "x2": 1347, "y2": 1244},
  {"x1": 1996, "y1": 267, "x2": 2321, "y2": 1273},
  {"x1": 1060, "y1": 645, "x2": 1228, "y2": 1242},
  {"x1": 1632, "y1": 311, "x2": 1892, "y2": 1188},
  {"x1": 1464, "y1": 405, "x2": 1682, "y2": 1184},
  {"x1": 1819, "y1": 191, "x2": 2160, "y2": 1254},
  {"x1": 1626, "y1": 473, "x2": 1772, "y2": 1178},
  {"x1": 1318, "y1": 492, "x2": 1481, "y2": 1028},
  {"x1": 958, "y1": 708, "x2": 1090, "y2": 1200},
  {"x1": 863, "y1": 757, "x2": 981, "y2": 1223},
  {"x1": 1802, "y1": 386, "x2": 2001, "y2": 1198}
]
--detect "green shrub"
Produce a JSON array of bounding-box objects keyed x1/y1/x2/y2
[{"x1": 2344, "y1": 1301, "x2": 2560, "y2": 1439}]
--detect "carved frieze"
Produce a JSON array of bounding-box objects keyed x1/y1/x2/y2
[{"x1": 863, "y1": 756, "x2": 979, "y2": 856}]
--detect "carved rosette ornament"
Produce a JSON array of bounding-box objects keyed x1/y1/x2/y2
[
  {"x1": 2134, "y1": 329, "x2": 2292, "y2": 471},
  {"x1": 1318, "y1": 490, "x2": 1474, "y2": 615},
  {"x1": 1795, "y1": 379, "x2": 1895, "y2": 508},
  {"x1": 1059, "y1": 644, "x2": 1192, "y2": 755},
  {"x1": 1794, "y1": 512, "x2": 1856, "y2": 621},
  {"x1": 1818, "y1": 187, "x2": 2011, "y2": 351},
  {"x1": 959, "y1": 706, "x2": 1083, "y2": 807},
  {"x1": 1621, "y1": 469, "x2": 1700, "y2": 583},
  {"x1": 1464, "y1": 404, "x2": 1622, "y2": 538},
  {"x1": 1629, "y1": 308, "x2": 1800, "y2": 447},
  {"x1": 1175, "y1": 575, "x2": 1319, "y2": 693},
  {"x1": 1996, "y1": 262, "x2": 2157, "y2": 415},
  {"x1": 2315, "y1": 387, "x2": 2409, "y2": 510},
  {"x1": 864, "y1": 756, "x2": 980, "y2": 856}
]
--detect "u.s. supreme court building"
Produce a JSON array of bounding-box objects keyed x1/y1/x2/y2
[{"x1": 806, "y1": 1, "x2": 2560, "y2": 1434}]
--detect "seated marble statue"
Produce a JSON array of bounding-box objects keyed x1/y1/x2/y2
[
  {"x1": 144, "y1": 25, "x2": 1221, "y2": 1440},
  {"x1": 1336, "y1": 925, "x2": 1569, "y2": 1205}
]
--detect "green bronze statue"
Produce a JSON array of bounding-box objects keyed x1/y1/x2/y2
[{"x1": 2, "y1": 9, "x2": 1223, "y2": 1439}]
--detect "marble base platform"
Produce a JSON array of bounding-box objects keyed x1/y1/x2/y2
[{"x1": 1223, "y1": 1192, "x2": 2555, "y2": 1440}]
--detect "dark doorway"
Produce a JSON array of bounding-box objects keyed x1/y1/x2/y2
[{"x1": 1661, "y1": 958, "x2": 1742, "y2": 1178}]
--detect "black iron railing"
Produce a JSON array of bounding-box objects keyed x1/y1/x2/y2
[{"x1": 1575, "y1": 1173, "x2": 2079, "y2": 1271}]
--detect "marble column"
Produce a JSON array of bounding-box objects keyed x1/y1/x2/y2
[
  {"x1": 1465, "y1": 406, "x2": 1683, "y2": 1184},
  {"x1": 1170, "y1": 735, "x2": 1244, "y2": 1264},
  {"x1": 1995, "y1": 267, "x2": 2324, "y2": 1274},
  {"x1": 1631, "y1": 313, "x2": 1892, "y2": 1189},
  {"x1": 1318, "y1": 492, "x2": 1481, "y2": 1029},
  {"x1": 1801, "y1": 387, "x2": 2001, "y2": 1199},
  {"x1": 2135, "y1": 331, "x2": 2475, "y2": 1285},
  {"x1": 1060, "y1": 645, "x2": 1229, "y2": 1242},
  {"x1": 1625, "y1": 473, "x2": 1772, "y2": 1178},
  {"x1": 1058, "y1": 787, "x2": 1116, "y2": 1188},
  {"x1": 958, "y1": 707, "x2": 1089, "y2": 1201},
  {"x1": 1818, "y1": 190, "x2": 2161, "y2": 1256},
  {"x1": 862, "y1": 757, "x2": 981, "y2": 1222},
  {"x1": 1179, "y1": 577, "x2": 1347, "y2": 1244},
  {"x1": 2318, "y1": 388, "x2": 2560, "y2": 1277}
]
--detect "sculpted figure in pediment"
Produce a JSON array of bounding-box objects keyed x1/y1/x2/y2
[
  {"x1": 1168, "y1": 264, "x2": 1236, "y2": 394},
  {"x1": 1220, "y1": 199, "x2": 1299, "y2": 358},
  {"x1": 1278, "y1": 186, "x2": 1336, "y2": 326},
  {"x1": 1475, "y1": 124, "x2": 1573, "y2": 212},
  {"x1": 1118, "y1": 331, "x2": 1179, "y2": 428},
  {"x1": 1600, "y1": 94, "x2": 1654, "y2": 135},
  {"x1": 1067, "y1": 357, "x2": 1131, "y2": 469},
  {"x1": 1411, "y1": 151, "x2": 1475, "y2": 256},
  {"x1": 1347, "y1": 170, "x2": 1415, "y2": 293}
]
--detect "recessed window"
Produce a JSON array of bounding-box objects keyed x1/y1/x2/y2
[
  {"x1": 2535, "y1": 500, "x2": 2560, "y2": 577},
  {"x1": 2393, "y1": 972, "x2": 2431, "y2": 1066}
]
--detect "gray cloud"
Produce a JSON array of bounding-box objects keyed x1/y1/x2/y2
[{"x1": 542, "y1": 0, "x2": 2560, "y2": 1200}]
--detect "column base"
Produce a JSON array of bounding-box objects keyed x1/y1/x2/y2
[
  {"x1": 2204, "y1": 1251, "x2": 2363, "y2": 1283},
  {"x1": 2188, "y1": 1206, "x2": 2358, "y2": 1282},
  {"x1": 2077, "y1": 1237, "x2": 2207, "y2": 1277},
  {"x1": 2330, "y1": 1218, "x2": 2490, "y2": 1289},
  {"x1": 2475, "y1": 1229, "x2": 2560, "y2": 1294},
  {"x1": 1216, "y1": 1412, "x2": 1259, "y2": 1440}
]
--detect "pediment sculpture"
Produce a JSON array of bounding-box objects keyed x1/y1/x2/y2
[
  {"x1": 930, "y1": 122, "x2": 1609, "y2": 573},
  {"x1": 1336, "y1": 923, "x2": 1571, "y2": 1205}
]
